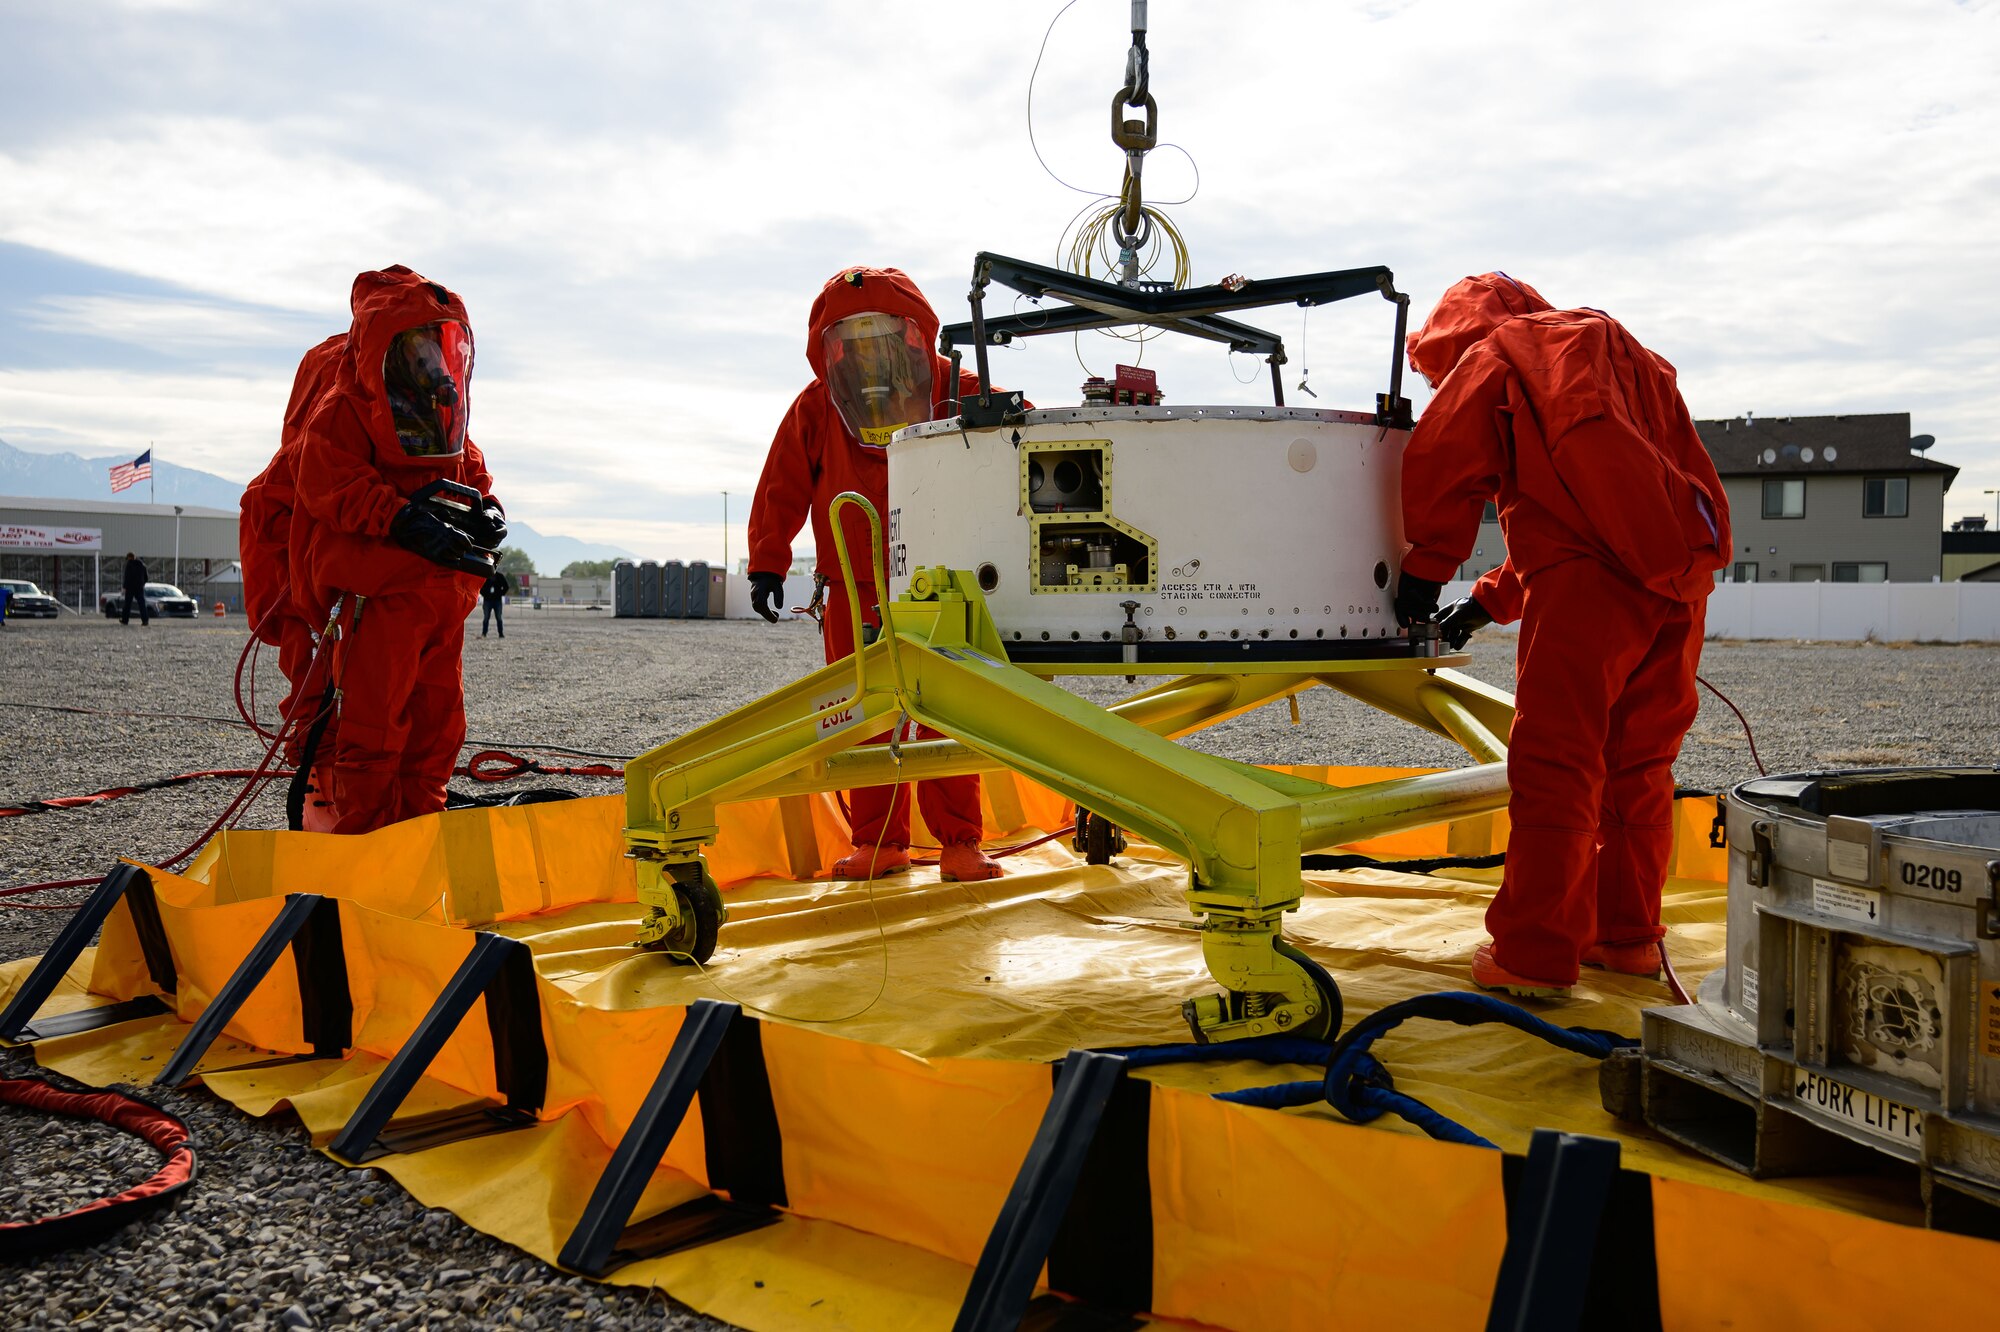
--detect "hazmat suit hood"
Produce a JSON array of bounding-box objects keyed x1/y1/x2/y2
[
  {"x1": 338, "y1": 266, "x2": 476, "y2": 470},
  {"x1": 1407, "y1": 273, "x2": 1554, "y2": 388},
  {"x1": 804, "y1": 266, "x2": 941, "y2": 380}
]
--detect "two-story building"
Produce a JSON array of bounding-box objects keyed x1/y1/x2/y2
[
  {"x1": 1447, "y1": 413, "x2": 1956, "y2": 583},
  {"x1": 1695, "y1": 413, "x2": 1954, "y2": 582}
]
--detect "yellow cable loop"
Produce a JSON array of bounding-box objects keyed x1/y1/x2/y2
[
  {"x1": 826, "y1": 491, "x2": 911, "y2": 713},
  {"x1": 1058, "y1": 175, "x2": 1192, "y2": 364}
]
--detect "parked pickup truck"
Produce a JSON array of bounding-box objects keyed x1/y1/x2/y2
[
  {"x1": 100, "y1": 582, "x2": 199, "y2": 618},
  {"x1": 0, "y1": 579, "x2": 62, "y2": 618}
]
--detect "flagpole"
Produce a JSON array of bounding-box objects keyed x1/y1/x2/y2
[{"x1": 150, "y1": 442, "x2": 155, "y2": 506}]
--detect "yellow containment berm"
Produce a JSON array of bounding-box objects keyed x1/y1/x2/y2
[{"x1": 3, "y1": 554, "x2": 1996, "y2": 1330}]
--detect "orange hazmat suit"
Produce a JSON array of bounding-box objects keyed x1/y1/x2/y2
[
  {"x1": 1400, "y1": 274, "x2": 1729, "y2": 985},
  {"x1": 286, "y1": 267, "x2": 495, "y2": 835},
  {"x1": 747, "y1": 266, "x2": 989, "y2": 861}
]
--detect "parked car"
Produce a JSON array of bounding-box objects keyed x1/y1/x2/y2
[
  {"x1": 0, "y1": 579, "x2": 62, "y2": 619},
  {"x1": 100, "y1": 582, "x2": 199, "y2": 618}
]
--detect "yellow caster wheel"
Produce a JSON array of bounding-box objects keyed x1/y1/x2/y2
[{"x1": 637, "y1": 862, "x2": 726, "y2": 964}]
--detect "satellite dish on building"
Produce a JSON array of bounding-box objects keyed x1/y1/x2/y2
[{"x1": 1912, "y1": 433, "x2": 1936, "y2": 453}]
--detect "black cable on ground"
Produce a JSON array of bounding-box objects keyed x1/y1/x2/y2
[
  {"x1": 1303, "y1": 850, "x2": 1507, "y2": 874},
  {"x1": 0, "y1": 770, "x2": 276, "y2": 819}
]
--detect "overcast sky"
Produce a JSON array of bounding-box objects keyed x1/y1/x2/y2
[{"x1": 2, "y1": 0, "x2": 1994, "y2": 560}]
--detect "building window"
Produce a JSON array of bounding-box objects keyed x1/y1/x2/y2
[
  {"x1": 1832, "y1": 562, "x2": 1888, "y2": 583},
  {"x1": 1762, "y1": 478, "x2": 1805, "y2": 518},
  {"x1": 1732, "y1": 562, "x2": 1759, "y2": 583},
  {"x1": 1863, "y1": 476, "x2": 1908, "y2": 518}
]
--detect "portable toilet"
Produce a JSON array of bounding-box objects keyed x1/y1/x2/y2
[
  {"x1": 686, "y1": 561, "x2": 711, "y2": 618},
  {"x1": 662, "y1": 560, "x2": 687, "y2": 618},
  {"x1": 612, "y1": 560, "x2": 637, "y2": 618},
  {"x1": 637, "y1": 560, "x2": 662, "y2": 618},
  {"x1": 706, "y1": 565, "x2": 726, "y2": 618}
]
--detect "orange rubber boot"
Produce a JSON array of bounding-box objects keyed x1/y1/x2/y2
[
  {"x1": 938, "y1": 841, "x2": 1002, "y2": 882},
  {"x1": 831, "y1": 844, "x2": 911, "y2": 880},
  {"x1": 1582, "y1": 941, "x2": 1664, "y2": 978},
  {"x1": 1471, "y1": 942, "x2": 1573, "y2": 999}
]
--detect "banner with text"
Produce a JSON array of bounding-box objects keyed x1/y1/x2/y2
[{"x1": 0, "y1": 524, "x2": 104, "y2": 552}]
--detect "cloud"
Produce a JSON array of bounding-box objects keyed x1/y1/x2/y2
[
  {"x1": 24, "y1": 293, "x2": 323, "y2": 352},
  {"x1": 0, "y1": 366, "x2": 289, "y2": 479},
  {"x1": 2, "y1": 0, "x2": 1997, "y2": 549}
]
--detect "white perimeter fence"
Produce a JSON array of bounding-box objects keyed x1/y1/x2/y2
[{"x1": 1443, "y1": 580, "x2": 2000, "y2": 643}]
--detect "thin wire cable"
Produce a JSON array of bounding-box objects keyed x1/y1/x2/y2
[
  {"x1": 1026, "y1": 0, "x2": 1099, "y2": 198},
  {"x1": 661, "y1": 735, "x2": 909, "y2": 1026},
  {"x1": 1141, "y1": 142, "x2": 1202, "y2": 207}
]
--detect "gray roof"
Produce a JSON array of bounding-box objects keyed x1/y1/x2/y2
[
  {"x1": 0, "y1": 494, "x2": 239, "y2": 519},
  {"x1": 1694, "y1": 413, "x2": 1958, "y2": 490}
]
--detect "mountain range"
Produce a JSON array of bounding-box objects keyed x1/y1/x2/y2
[{"x1": 0, "y1": 437, "x2": 634, "y2": 573}]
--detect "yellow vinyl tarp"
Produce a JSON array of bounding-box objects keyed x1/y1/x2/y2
[{"x1": 3, "y1": 769, "x2": 1992, "y2": 1331}]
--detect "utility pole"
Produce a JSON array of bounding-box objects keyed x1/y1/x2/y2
[
  {"x1": 1985, "y1": 488, "x2": 1998, "y2": 529},
  {"x1": 722, "y1": 491, "x2": 729, "y2": 572},
  {"x1": 173, "y1": 505, "x2": 183, "y2": 589}
]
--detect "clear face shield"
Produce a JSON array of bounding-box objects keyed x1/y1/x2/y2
[
  {"x1": 821, "y1": 312, "x2": 933, "y2": 447},
  {"x1": 384, "y1": 320, "x2": 473, "y2": 457}
]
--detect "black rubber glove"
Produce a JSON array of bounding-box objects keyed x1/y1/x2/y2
[
  {"x1": 1393, "y1": 571, "x2": 1444, "y2": 628},
  {"x1": 1436, "y1": 596, "x2": 1494, "y2": 650},
  {"x1": 468, "y1": 496, "x2": 508, "y2": 552},
  {"x1": 749, "y1": 571, "x2": 785, "y2": 623},
  {"x1": 389, "y1": 502, "x2": 487, "y2": 576}
]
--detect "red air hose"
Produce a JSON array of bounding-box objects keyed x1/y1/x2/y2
[
  {"x1": 0, "y1": 1076, "x2": 197, "y2": 1258},
  {"x1": 1696, "y1": 674, "x2": 1766, "y2": 777}
]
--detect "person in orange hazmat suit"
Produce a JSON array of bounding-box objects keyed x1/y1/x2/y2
[
  {"x1": 746, "y1": 266, "x2": 1004, "y2": 883},
  {"x1": 286, "y1": 266, "x2": 505, "y2": 836},
  {"x1": 1394, "y1": 273, "x2": 1729, "y2": 997}
]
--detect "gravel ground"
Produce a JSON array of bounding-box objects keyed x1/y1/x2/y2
[{"x1": 2, "y1": 610, "x2": 1997, "y2": 1327}]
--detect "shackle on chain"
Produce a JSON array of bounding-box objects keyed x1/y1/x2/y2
[{"x1": 1110, "y1": 1, "x2": 1157, "y2": 245}]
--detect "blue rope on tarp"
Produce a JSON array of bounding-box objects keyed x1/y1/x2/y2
[{"x1": 1107, "y1": 992, "x2": 1637, "y2": 1150}]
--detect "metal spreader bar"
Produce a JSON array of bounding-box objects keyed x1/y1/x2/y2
[
  {"x1": 939, "y1": 253, "x2": 1395, "y2": 357},
  {"x1": 939, "y1": 252, "x2": 1410, "y2": 420}
]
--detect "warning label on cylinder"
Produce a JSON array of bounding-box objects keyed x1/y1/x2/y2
[
  {"x1": 1811, "y1": 877, "x2": 1883, "y2": 926},
  {"x1": 1158, "y1": 581, "x2": 1260, "y2": 601},
  {"x1": 1982, "y1": 984, "x2": 2000, "y2": 1060}
]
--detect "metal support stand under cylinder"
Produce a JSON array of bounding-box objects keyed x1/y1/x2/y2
[{"x1": 620, "y1": 528, "x2": 1514, "y2": 1045}]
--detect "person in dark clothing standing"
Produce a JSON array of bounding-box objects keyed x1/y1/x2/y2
[
  {"x1": 480, "y1": 567, "x2": 510, "y2": 638},
  {"x1": 120, "y1": 552, "x2": 150, "y2": 626}
]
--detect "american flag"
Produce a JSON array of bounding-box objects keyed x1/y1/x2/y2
[{"x1": 109, "y1": 449, "x2": 153, "y2": 494}]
